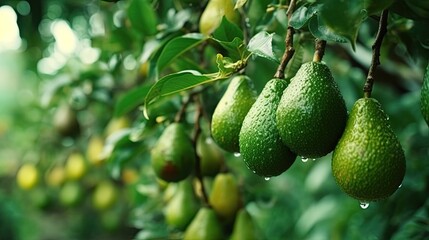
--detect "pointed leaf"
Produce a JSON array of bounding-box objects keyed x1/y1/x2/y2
[
  {"x1": 247, "y1": 31, "x2": 278, "y2": 63},
  {"x1": 127, "y1": 0, "x2": 157, "y2": 36},
  {"x1": 157, "y1": 33, "x2": 208, "y2": 73},
  {"x1": 212, "y1": 17, "x2": 243, "y2": 42},
  {"x1": 308, "y1": 16, "x2": 348, "y2": 43},
  {"x1": 289, "y1": 5, "x2": 321, "y2": 29},
  {"x1": 319, "y1": 0, "x2": 365, "y2": 49},
  {"x1": 212, "y1": 37, "x2": 247, "y2": 61},
  {"x1": 114, "y1": 84, "x2": 152, "y2": 117},
  {"x1": 144, "y1": 71, "x2": 222, "y2": 115}
]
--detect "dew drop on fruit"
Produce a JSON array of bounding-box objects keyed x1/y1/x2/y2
[
  {"x1": 264, "y1": 177, "x2": 270, "y2": 181},
  {"x1": 234, "y1": 152, "x2": 241, "y2": 157},
  {"x1": 359, "y1": 201, "x2": 369, "y2": 209},
  {"x1": 301, "y1": 157, "x2": 308, "y2": 162}
]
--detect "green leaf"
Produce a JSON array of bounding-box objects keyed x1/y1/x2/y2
[
  {"x1": 216, "y1": 53, "x2": 248, "y2": 77},
  {"x1": 144, "y1": 71, "x2": 222, "y2": 117},
  {"x1": 289, "y1": 5, "x2": 321, "y2": 29},
  {"x1": 308, "y1": 16, "x2": 348, "y2": 43},
  {"x1": 212, "y1": 37, "x2": 247, "y2": 61},
  {"x1": 319, "y1": 0, "x2": 365, "y2": 49},
  {"x1": 127, "y1": 0, "x2": 157, "y2": 36},
  {"x1": 212, "y1": 17, "x2": 244, "y2": 42},
  {"x1": 247, "y1": 31, "x2": 278, "y2": 63},
  {"x1": 156, "y1": 33, "x2": 208, "y2": 73},
  {"x1": 114, "y1": 84, "x2": 152, "y2": 117}
]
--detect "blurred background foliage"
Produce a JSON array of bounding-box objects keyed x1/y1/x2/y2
[{"x1": 0, "y1": 0, "x2": 429, "y2": 239}]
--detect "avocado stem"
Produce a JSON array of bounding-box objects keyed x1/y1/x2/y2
[
  {"x1": 274, "y1": 0, "x2": 297, "y2": 79},
  {"x1": 363, "y1": 10, "x2": 389, "y2": 98},
  {"x1": 191, "y1": 95, "x2": 210, "y2": 206},
  {"x1": 313, "y1": 39, "x2": 327, "y2": 62}
]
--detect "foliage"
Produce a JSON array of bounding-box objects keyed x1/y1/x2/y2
[{"x1": 1, "y1": 0, "x2": 429, "y2": 239}]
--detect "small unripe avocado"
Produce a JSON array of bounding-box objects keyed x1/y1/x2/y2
[
  {"x1": 53, "y1": 104, "x2": 80, "y2": 137},
  {"x1": 164, "y1": 179, "x2": 199, "y2": 230},
  {"x1": 183, "y1": 207, "x2": 224, "y2": 240},
  {"x1": 211, "y1": 75, "x2": 257, "y2": 153},
  {"x1": 151, "y1": 123, "x2": 195, "y2": 182},
  {"x1": 209, "y1": 173, "x2": 240, "y2": 223},
  {"x1": 199, "y1": 0, "x2": 240, "y2": 35}
]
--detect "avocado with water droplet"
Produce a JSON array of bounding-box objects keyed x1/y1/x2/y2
[
  {"x1": 420, "y1": 63, "x2": 429, "y2": 126},
  {"x1": 211, "y1": 75, "x2": 257, "y2": 153},
  {"x1": 239, "y1": 78, "x2": 296, "y2": 177},
  {"x1": 332, "y1": 97, "x2": 406, "y2": 201},
  {"x1": 151, "y1": 123, "x2": 195, "y2": 182},
  {"x1": 276, "y1": 61, "x2": 347, "y2": 158}
]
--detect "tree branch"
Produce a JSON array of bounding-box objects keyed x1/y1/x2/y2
[
  {"x1": 274, "y1": 0, "x2": 297, "y2": 79},
  {"x1": 191, "y1": 95, "x2": 210, "y2": 206},
  {"x1": 174, "y1": 96, "x2": 192, "y2": 123},
  {"x1": 363, "y1": 10, "x2": 389, "y2": 98},
  {"x1": 313, "y1": 39, "x2": 327, "y2": 62}
]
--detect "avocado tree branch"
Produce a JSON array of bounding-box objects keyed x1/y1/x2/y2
[
  {"x1": 274, "y1": 0, "x2": 297, "y2": 79},
  {"x1": 363, "y1": 10, "x2": 389, "y2": 98},
  {"x1": 191, "y1": 95, "x2": 210, "y2": 206},
  {"x1": 313, "y1": 39, "x2": 327, "y2": 62},
  {"x1": 174, "y1": 96, "x2": 192, "y2": 123}
]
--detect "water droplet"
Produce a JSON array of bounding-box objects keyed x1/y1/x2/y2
[
  {"x1": 252, "y1": 170, "x2": 256, "y2": 174},
  {"x1": 359, "y1": 201, "x2": 369, "y2": 209},
  {"x1": 234, "y1": 152, "x2": 241, "y2": 157},
  {"x1": 386, "y1": 116, "x2": 390, "y2": 120},
  {"x1": 398, "y1": 184, "x2": 402, "y2": 189},
  {"x1": 301, "y1": 157, "x2": 308, "y2": 162},
  {"x1": 264, "y1": 177, "x2": 270, "y2": 181},
  {"x1": 311, "y1": 158, "x2": 316, "y2": 161}
]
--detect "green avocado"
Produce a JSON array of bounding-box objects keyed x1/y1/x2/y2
[{"x1": 239, "y1": 78, "x2": 296, "y2": 177}]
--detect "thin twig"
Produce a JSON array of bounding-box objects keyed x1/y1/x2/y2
[
  {"x1": 274, "y1": 0, "x2": 297, "y2": 79},
  {"x1": 313, "y1": 39, "x2": 327, "y2": 62},
  {"x1": 191, "y1": 95, "x2": 210, "y2": 206},
  {"x1": 174, "y1": 96, "x2": 192, "y2": 123},
  {"x1": 363, "y1": 10, "x2": 389, "y2": 98}
]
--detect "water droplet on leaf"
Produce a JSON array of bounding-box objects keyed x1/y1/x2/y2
[
  {"x1": 264, "y1": 177, "x2": 270, "y2": 181},
  {"x1": 301, "y1": 157, "x2": 308, "y2": 162},
  {"x1": 234, "y1": 152, "x2": 241, "y2": 157},
  {"x1": 360, "y1": 201, "x2": 369, "y2": 209}
]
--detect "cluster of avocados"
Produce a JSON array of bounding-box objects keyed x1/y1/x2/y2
[{"x1": 211, "y1": 60, "x2": 408, "y2": 203}]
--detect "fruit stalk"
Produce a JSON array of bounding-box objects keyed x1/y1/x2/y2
[
  {"x1": 191, "y1": 95, "x2": 210, "y2": 206},
  {"x1": 363, "y1": 10, "x2": 389, "y2": 98},
  {"x1": 274, "y1": 0, "x2": 297, "y2": 79},
  {"x1": 312, "y1": 39, "x2": 327, "y2": 62}
]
